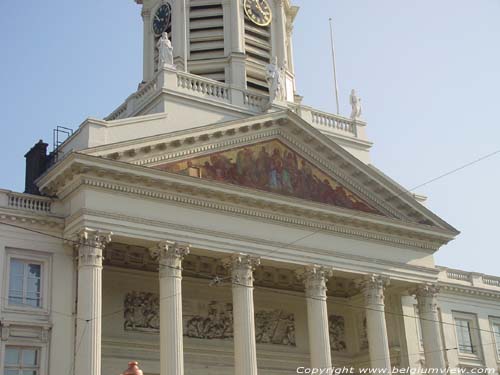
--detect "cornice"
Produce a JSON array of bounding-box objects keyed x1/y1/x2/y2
[
  {"x1": 77, "y1": 112, "x2": 449, "y2": 229},
  {"x1": 38, "y1": 152, "x2": 455, "y2": 249},
  {"x1": 66, "y1": 208, "x2": 443, "y2": 280},
  {"x1": 0, "y1": 208, "x2": 64, "y2": 230},
  {"x1": 59, "y1": 170, "x2": 449, "y2": 253},
  {"x1": 439, "y1": 283, "x2": 500, "y2": 301}
]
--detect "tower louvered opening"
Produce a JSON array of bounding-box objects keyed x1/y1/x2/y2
[
  {"x1": 244, "y1": 16, "x2": 271, "y2": 94},
  {"x1": 188, "y1": 1, "x2": 226, "y2": 82}
]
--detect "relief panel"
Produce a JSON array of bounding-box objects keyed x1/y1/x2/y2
[{"x1": 123, "y1": 292, "x2": 296, "y2": 346}]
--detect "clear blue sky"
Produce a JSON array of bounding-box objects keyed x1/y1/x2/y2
[{"x1": 1, "y1": 1, "x2": 499, "y2": 274}]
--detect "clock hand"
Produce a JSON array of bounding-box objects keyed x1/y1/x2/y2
[
  {"x1": 255, "y1": 0, "x2": 264, "y2": 13},
  {"x1": 155, "y1": 15, "x2": 161, "y2": 22}
]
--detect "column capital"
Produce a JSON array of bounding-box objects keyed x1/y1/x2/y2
[
  {"x1": 413, "y1": 283, "x2": 440, "y2": 298},
  {"x1": 358, "y1": 274, "x2": 389, "y2": 306},
  {"x1": 74, "y1": 228, "x2": 112, "y2": 267},
  {"x1": 223, "y1": 253, "x2": 260, "y2": 286},
  {"x1": 296, "y1": 265, "x2": 333, "y2": 299},
  {"x1": 149, "y1": 241, "x2": 190, "y2": 273},
  {"x1": 413, "y1": 283, "x2": 440, "y2": 313}
]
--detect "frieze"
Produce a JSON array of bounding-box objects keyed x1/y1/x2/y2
[{"x1": 123, "y1": 292, "x2": 296, "y2": 346}]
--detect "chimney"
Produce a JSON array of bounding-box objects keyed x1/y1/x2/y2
[{"x1": 24, "y1": 140, "x2": 48, "y2": 195}]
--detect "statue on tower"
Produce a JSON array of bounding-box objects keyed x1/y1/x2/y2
[
  {"x1": 157, "y1": 32, "x2": 174, "y2": 69},
  {"x1": 266, "y1": 56, "x2": 285, "y2": 105},
  {"x1": 350, "y1": 89, "x2": 362, "y2": 120}
]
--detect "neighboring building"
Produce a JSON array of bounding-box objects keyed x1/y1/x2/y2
[{"x1": 1, "y1": 1, "x2": 499, "y2": 375}]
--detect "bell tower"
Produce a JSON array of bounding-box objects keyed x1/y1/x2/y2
[{"x1": 135, "y1": 0, "x2": 299, "y2": 101}]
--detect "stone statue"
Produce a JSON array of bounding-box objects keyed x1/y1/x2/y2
[
  {"x1": 350, "y1": 89, "x2": 362, "y2": 120},
  {"x1": 157, "y1": 32, "x2": 174, "y2": 69},
  {"x1": 266, "y1": 56, "x2": 285, "y2": 104}
]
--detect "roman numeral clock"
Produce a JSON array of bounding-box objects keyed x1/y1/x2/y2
[{"x1": 244, "y1": 0, "x2": 273, "y2": 27}]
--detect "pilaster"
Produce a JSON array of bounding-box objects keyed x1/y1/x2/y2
[{"x1": 414, "y1": 284, "x2": 446, "y2": 370}]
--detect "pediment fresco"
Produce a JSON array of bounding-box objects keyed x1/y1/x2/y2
[{"x1": 152, "y1": 139, "x2": 383, "y2": 215}]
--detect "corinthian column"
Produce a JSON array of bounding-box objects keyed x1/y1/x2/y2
[
  {"x1": 296, "y1": 265, "x2": 333, "y2": 370},
  {"x1": 74, "y1": 228, "x2": 112, "y2": 375},
  {"x1": 360, "y1": 275, "x2": 391, "y2": 372},
  {"x1": 149, "y1": 241, "x2": 190, "y2": 375},
  {"x1": 223, "y1": 254, "x2": 261, "y2": 375},
  {"x1": 414, "y1": 284, "x2": 446, "y2": 370}
]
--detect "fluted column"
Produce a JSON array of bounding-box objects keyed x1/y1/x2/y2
[
  {"x1": 296, "y1": 265, "x2": 333, "y2": 370},
  {"x1": 223, "y1": 254, "x2": 260, "y2": 375},
  {"x1": 414, "y1": 284, "x2": 446, "y2": 369},
  {"x1": 149, "y1": 241, "x2": 190, "y2": 375},
  {"x1": 360, "y1": 275, "x2": 391, "y2": 372},
  {"x1": 74, "y1": 228, "x2": 112, "y2": 375}
]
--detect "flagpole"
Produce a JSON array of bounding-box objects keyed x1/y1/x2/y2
[{"x1": 329, "y1": 18, "x2": 340, "y2": 115}]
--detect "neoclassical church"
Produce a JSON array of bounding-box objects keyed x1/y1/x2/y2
[{"x1": 1, "y1": 1, "x2": 500, "y2": 375}]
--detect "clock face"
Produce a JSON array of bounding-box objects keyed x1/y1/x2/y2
[
  {"x1": 153, "y1": 3, "x2": 172, "y2": 35},
  {"x1": 244, "y1": 0, "x2": 272, "y2": 27}
]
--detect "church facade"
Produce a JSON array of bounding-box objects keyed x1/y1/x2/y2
[{"x1": 1, "y1": 1, "x2": 500, "y2": 375}]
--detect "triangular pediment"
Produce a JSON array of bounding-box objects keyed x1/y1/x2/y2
[
  {"x1": 151, "y1": 138, "x2": 383, "y2": 216},
  {"x1": 74, "y1": 110, "x2": 459, "y2": 235}
]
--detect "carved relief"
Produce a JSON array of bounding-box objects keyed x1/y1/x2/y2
[
  {"x1": 184, "y1": 301, "x2": 234, "y2": 340},
  {"x1": 328, "y1": 315, "x2": 347, "y2": 352},
  {"x1": 255, "y1": 310, "x2": 295, "y2": 346},
  {"x1": 123, "y1": 293, "x2": 296, "y2": 346},
  {"x1": 123, "y1": 292, "x2": 160, "y2": 332}
]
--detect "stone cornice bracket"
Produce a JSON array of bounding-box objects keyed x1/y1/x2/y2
[
  {"x1": 74, "y1": 228, "x2": 112, "y2": 268},
  {"x1": 296, "y1": 265, "x2": 333, "y2": 300},
  {"x1": 149, "y1": 240, "x2": 190, "y2": 277},
  {"x1": 412, "y1": 283, "x2": 440, "y2": 313},
  {"x1": 222, "y1": 253, "x2": 261, "y2": 286},
  {"x1": 358, "y1": 274, "x2": 390, "y2": 306}
]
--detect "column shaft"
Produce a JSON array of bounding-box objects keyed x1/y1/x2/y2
[
  {"x1": 74, "y1": 229, "x2": 111, "y2": 375},
  {"x1": 224, "y1": 254, "x2": 260, "y2": 375},
  {"x1": 361, "y1": 275, "x2": 391, "y2": 372},
  {"x1": 415, "y1": 284, "x2": 446, "y2": 369},
  {"x1": 297, "y1": 265, "x2": 333, "y2": 370},
  {"x1": 150, "y1": 241, "x2": 190, "y2": 375}
]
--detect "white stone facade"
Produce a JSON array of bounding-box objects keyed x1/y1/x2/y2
[{"x1": 1, "y1": 1, "x2": 500, "y2": 375}]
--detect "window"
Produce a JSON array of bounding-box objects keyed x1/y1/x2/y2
[
  {"x1": 4, "y1": 346, "x2": 40, "y2": 375},
  {"x1": 8, "y1": 259, "x2": 42, "y2": 308},
  {"x1": 492, "y1": 322, "x2": 500, "y2": 358},
  {"x1": 455, "y1": 317, "x2": 476, "y2": 354}
]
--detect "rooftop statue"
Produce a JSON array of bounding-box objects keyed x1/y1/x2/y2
[
  {"x1": 266, "y1": 56, "x2": 285, "y2": 105},
  {"x1": 157, "y1": 32, "x2": 174, "y2": 69},
  {"x1": 350, "y1": 89, "x2": 362, "y2": 120}
]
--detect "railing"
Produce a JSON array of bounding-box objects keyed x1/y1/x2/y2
[
  {"x1": 438, "y1": 267, "x2": 500, "y2": 290},
  {"x1": 177, "y1": 73, "x2": 230, "y2": 101},
  {"x1": 7, "y1": 192, "x2": 52, "y2": 213},
  {"x1": 446, "y1": 270, "x2": 471, "y2": 282},
  {"x1": 483, "y1": 277, "x2": 500, "y2": 287},
  {"x1": 311, "y1": 109, "x2": 356, "y2": 136},
  {"x1": 244, "y1": 92, "x2": 267, "y2": 110}
]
